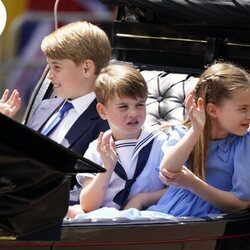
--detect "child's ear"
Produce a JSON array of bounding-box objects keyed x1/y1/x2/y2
[
  {"x1": 207, "y1": 103, "x2": 218, "y2": 118},
  {"x1": 96, "y1": 103, "x2": 107, "y2": 120},
  {"x1": 82, "y1": 59, "x2": 95, "y2": 77}
]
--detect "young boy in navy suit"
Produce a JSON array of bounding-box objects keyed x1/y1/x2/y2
[{"x1": 26, "y1": 21, "x2": 111, "y2": 204}]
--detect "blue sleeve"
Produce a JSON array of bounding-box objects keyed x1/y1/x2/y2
[
  {"x1": 161, "y1": 126, "x2": 189, "y2": 167},
  {"x1": 161, "y1": 125, "x2": 187, "y2": 151},
  {"x1": 232, "y1": 132, "x2": 250, "y2": 200}
]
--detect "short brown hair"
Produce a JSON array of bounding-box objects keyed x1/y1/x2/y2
[
  {"x1": 41, "y1": 21, "x2": 111, "y2": 74},
  {"x1": 94, "y1": 64, "x2": 148, "y2": 105}
]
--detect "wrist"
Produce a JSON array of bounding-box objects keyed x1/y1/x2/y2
[
  {"x1": 102, "y1": 162, "x2": 116, "y2": 171},
  {"x1": 189, "y1": 126, "x2": 202, "y2": 140},
  {"x1": 188, "y1": 174, "x2": 204, "y2": 194}
]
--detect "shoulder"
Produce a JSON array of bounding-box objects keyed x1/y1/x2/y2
[
  {"x1": 210, "y1": 132, "x2": 250, "y2": 165},
  {"x1": 169, "y1": 125, "x2": 187, "y2": 136},
  {"x1": 229, "y1": 132, "x2": 250, "y2": 200},
  {"x1": 143, "y1": 125, "x2": 167, "y2": 138},
  {"x1": 234, "y1": 131, "x2": 250, "y2": 155},
  {"x1": 162, "y1": 125, "x2": 188, "y2": 147},
  {"x1": 237, "y1": 131, "x2": 250, "y2": 145},
  {"x1": 219, "y1": 132, "x2": 250, "y2": 150},
  {"x1": 30, "y1": 98, "x2": 63, "y2": 117},
  {"x1": 141, "y1": 126, "x2": 167, "y2": 146}
]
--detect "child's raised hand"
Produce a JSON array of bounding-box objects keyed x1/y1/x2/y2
[
  {"x1": 185, "y1": 91, "x2": 205, "y2": 133},
  {"x1": 97, "y1": 130, "x2": 117, "y2": 171},
  {"x1": 0, "y1": 89, "x2": 21, "y2": 117}
]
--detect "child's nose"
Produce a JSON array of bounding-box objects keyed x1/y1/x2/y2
[
  {"x1": 128, "y1": 108, "x2": 138, "y2": 117},
  {"x1": 47, "y1": 71, "x2": 54, "y2": 80}
]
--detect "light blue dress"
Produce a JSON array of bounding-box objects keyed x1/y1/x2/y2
[{"x1": 147, "y1": 126, "x2": 250, "y2": 217}]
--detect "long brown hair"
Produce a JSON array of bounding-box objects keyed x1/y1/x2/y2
[{"x1": 185, "y1": 62, "x2": 250, "y2": 179}]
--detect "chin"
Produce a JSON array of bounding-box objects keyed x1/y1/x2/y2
[{"x1": 234, "y1": 130, "x2": 248, "y2": 136}]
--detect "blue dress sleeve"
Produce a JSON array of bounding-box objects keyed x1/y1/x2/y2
[
  {"x1": 161, "y1": 125, "x2": 187, "y2": 150},
  {"x1": 161, "y1": 126, "x2": 189, "y2": 167},
  {"x1": 232, "y1": 132, "x2": 250, "y2": 200}
]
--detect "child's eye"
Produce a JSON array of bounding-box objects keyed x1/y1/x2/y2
[
  {"x1": 54, "y1": 66, "x2": 61, "y2": 71},
  {"x1": 239, "y1": 107, "x2": 247, "y2": 111},
  {"x1": 118, "y1": 105, "x2": 127, "y2": 110},
  {"x1": 137, "y1": 103, "x2": 146, "y2": 108}
]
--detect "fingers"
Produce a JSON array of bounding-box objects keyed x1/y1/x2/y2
[
  {"x1": 185, "y1": 91, "x2": 194, "y2": 106},
  {"x1": 102, "y1": 129, "x2": 113, "y2": 144},
  {"x1": 97, "y1": 130, "x2": 117, "y2": 170},
  {"x1": 0, "y1": 89, "x2": 20, "y2": 104},
  {"x1": 159, "y1": 168, "x2": 175, "y2": 185},
  {"x1": 160, "y1": 168, "x2": 185, "y2": 186},
  {"x1": 196, "y1": 97, "x2": 204, "y2": 111},
  {"x1": 10, "y1": 91, "x2": 21, "y2": 117},
  {"x1": 0, "y1": 89, "x2": 21, "y2": 117},
  {"x1": 97, "y1": 130, "x2": 113, "y2": 150},
  {"x1": 185, "y1": 91, "x2": 196, "y2": 114},
  {"x1": 185, "y1": 91, "x2": 204, "y2": 112},
  {"x1": 9, "y1": 90, "x2": 20, "y2": 105},
  {"x1": 0, "y1": 89, "x2": 10, "y2": 103},
  {"x1": 97, "y1": 132, "x2": 104, "y2": 152},
  {"x1": 97, "y1": 130, "x2": 116, "y2": 155},
  {"x1": 159, "y1": 171, "x2": 168, "y2": 185},
  {"x1": 161, "y1": 168, "x2": 177, "y2": 179}
]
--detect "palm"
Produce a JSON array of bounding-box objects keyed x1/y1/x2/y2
[
  {"x1": 0, "y1": 89, "x2": 21, "y2": 117},
  {"x1": 97, "y1": 130, "x2": 117, "y2": 170},
  {"x1": 185, "y1": 92, "x2": 205, "y2": 132}
]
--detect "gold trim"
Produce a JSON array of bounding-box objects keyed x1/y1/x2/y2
[{"x1": 0, "y1": 236, "x2": 16, "y2": 240}]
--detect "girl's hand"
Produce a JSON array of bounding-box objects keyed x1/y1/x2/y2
[
  {"x1": 97, "y1": 130, "x2": 117, "y2": 171},
  {"x1": 0, "y1": 89, "x2": 21, "y2": 117},
  {"x1": 160, "y1": 167, "x2": 197, "y2": 190},
  {"x1": 185, "y1": 91, "x2": 205, "y2": 133}
]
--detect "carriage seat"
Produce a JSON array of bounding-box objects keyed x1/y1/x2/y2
[{"x1": 141, "y1": 70, "x2": 198, "y2": 127}]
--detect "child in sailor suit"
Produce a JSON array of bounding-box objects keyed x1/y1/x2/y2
[
  {"x1": 77, "y1": 126, "x2": 167, "y2": 210},
  {"x1": 67, "y1": 64, "x2": 167, "y2": 218}
]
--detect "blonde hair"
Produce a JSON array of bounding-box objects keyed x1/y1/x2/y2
[
  {"x1": 186, "y1": 62, "x2": 250, "y2": 179},
  {"x1": 41, "y1": 21, "x2": 111, "y2": 74},
  {"x1": 94, "y1": 64, "x2": 148, "y2": 105}
]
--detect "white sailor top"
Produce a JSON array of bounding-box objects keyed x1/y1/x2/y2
[{"x1": 76, "y1": 126, "x2": 167, "y2": 209}]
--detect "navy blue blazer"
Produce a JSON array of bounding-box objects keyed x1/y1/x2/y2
[
  {"x1": 26, "y1": 97, "x2": 109, "y2": 155},
  {"x1": 26, "y1": 97, "x2": 109, "y2": 203}
]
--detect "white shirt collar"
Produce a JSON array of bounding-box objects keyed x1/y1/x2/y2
[{"x1": 68, "y1": 92, "x2": 96, "y2": 115}]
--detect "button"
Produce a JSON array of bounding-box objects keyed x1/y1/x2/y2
[{"x1": 157, "y1": 96, "x2": 163, "y2": 102}]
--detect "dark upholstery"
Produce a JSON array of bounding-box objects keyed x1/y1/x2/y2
[{"x1": 141, "y1": 70, "x2": 198, "y2": 127}]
